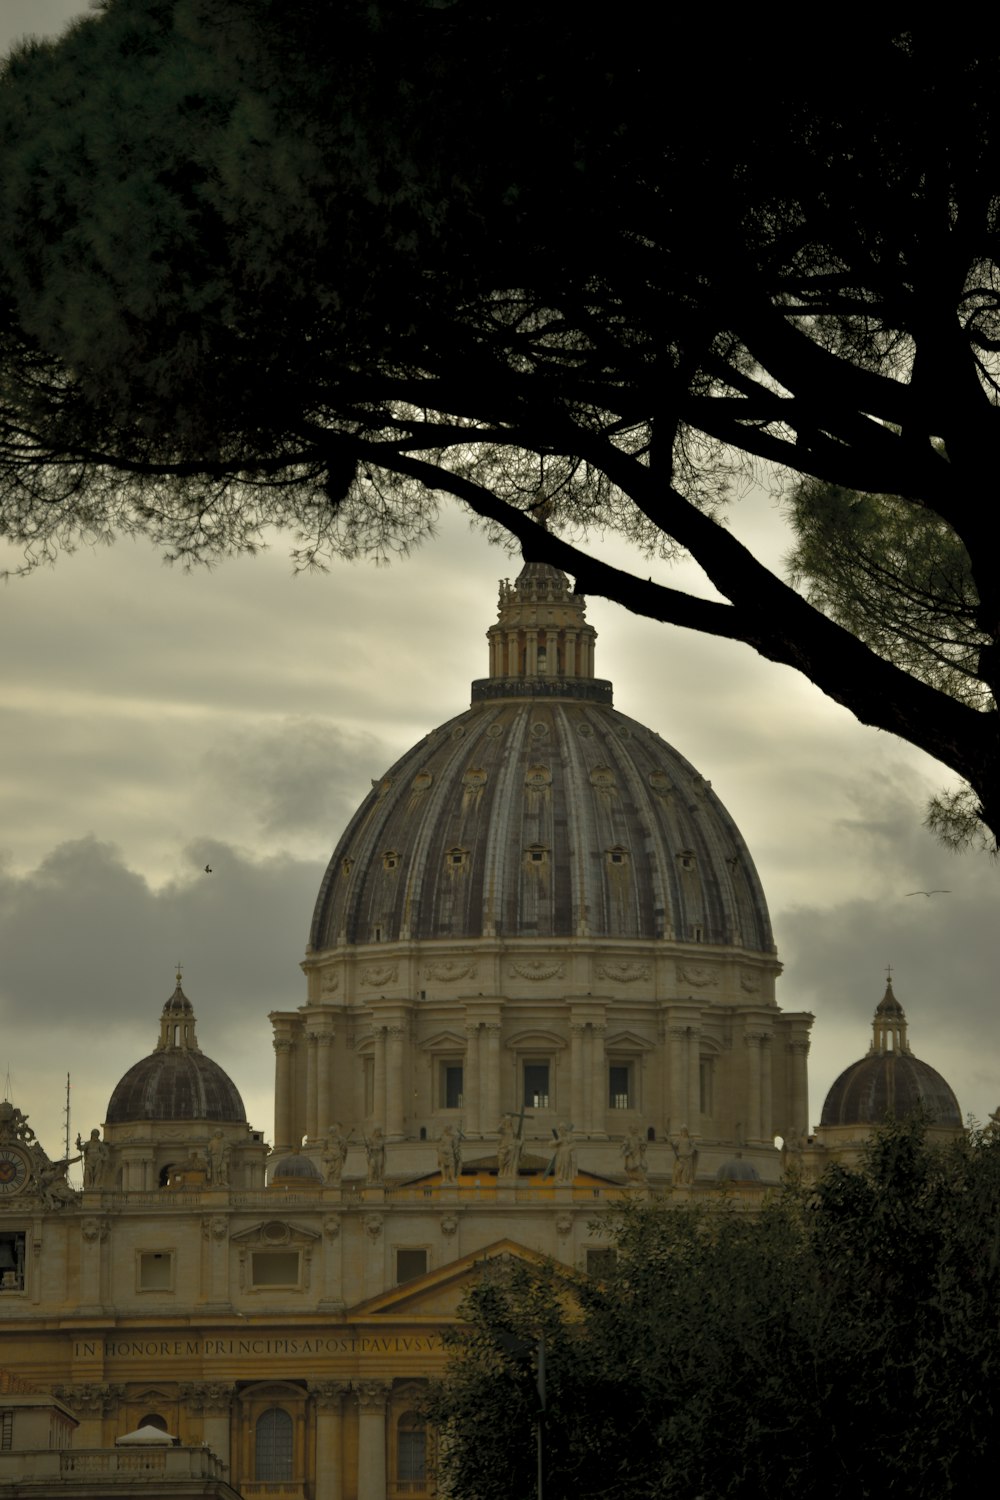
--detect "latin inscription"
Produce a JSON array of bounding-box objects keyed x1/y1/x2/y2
[{"x1": 74, "y1": 1335, "x2": 440, "y2": 1359}]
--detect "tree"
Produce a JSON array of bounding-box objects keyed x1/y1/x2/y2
[
  {"x1": 426, "y1": 1120, "x2": 1000, "y2": 1499},
  {"x1": 2, "y1": 5, "x2": 1000, "y2": 842}
]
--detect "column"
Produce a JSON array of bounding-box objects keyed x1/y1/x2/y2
[
  {"x1": 569, "y1": 1023, "x2": 586, "y2": 1130},
  {"x1": 79, "y1": 1217, "x2": 108, "y2": 1313},
  {"x1": 483, "y1": 1023, "x2": 501, "y2": 1132},
  {"x1": 507, "y1": 631, "x2": 518, "y2": 675},
  {"x1": 789, "y1": 1038, "x2": 810, "y2": 1138},
  {"x1": 305, "y1": 1031, "x2": 319, "y2": 1143},
  {"x1": 590, "y1": 1023, "x2": 608, "y2": 1137},
  {"x1": 744, "y1": 1031, "x2": 763, "y2": 1142},
  {"x1": 759, "y1": 1032, "x2": 773, "y2": 1142},
  {"x1": 374, "y1": 1027, "x2": 388, "y2": 1134},
  {"x1": 685, "y1": 1028, "x2": 702, "y2": 1132},
  {"x1": 565, "y1": 629, "x2": 577, "y2": 675},
  {"x1": 668, "y1": 1025, "x2": 687, "y2": 1129},
  {"x1": 273, "y1": 1038, "x2": 294, "y2": 1152},
  {"x1": 386, "y1": 1025, "x2": 405, "y2": 1138},
  {"x1": 202, "y1": 1214, "x2": 229, "y2": 1304},
  {"x1": 312, "y1": 1382, "x2": 349, "y2": 1500},
  {"x1": 526, "y1": 628, "x2": 538, "y2": 674},
  {"x1": 316, "y1": 1032, "x2": 334, "y2": 1138},
  {"x1": 464, "y1": 1022, "x2": 481, "y2": 1135},
  {"x1": 182, "y1": 1384, "x2": 233, "y2": 1468},
  {"x1": 356, "y1": 1383, "x2": 389, "y2": 1500}
]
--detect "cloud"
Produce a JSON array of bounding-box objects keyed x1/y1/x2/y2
[{"x1": 0, "y1": 836, "x2": 325, "y2": 1155}]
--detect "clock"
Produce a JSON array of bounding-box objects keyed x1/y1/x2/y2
[{"x1": 0, "y1": 1147, "x2": 29, "y2": 1196}]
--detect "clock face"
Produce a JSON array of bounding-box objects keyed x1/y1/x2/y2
[{"x1": 0, "y1": 1148, "x2": 29, "y2": 1195}]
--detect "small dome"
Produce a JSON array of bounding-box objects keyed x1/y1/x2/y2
[
  {"x1": 271, "y1": 1152, "x2": 322, "y2": 1180},
  {"x1": 715, "y1": 1154, "x2": 760, "y2": 1182},
  {"x1": 820, "y1": 980, "x2": 961, "y2": 1129},
  {"x1": 105, "y1": 979, "x2": 247, "y2": 1126}
]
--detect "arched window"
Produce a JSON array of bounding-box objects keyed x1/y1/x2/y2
[
  {"x1": 255, "y1": 1408, "x2": 293, "y2": 1481},
  {"x1": 397, "y1": 1411, "x2": 426, "y2": 1487},
  {"x1": 138, "y1": 1413, "x2": 168, "y2": 1432}
]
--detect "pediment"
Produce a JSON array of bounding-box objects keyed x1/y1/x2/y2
[
  {"x1": 350, "y1": 1239, "x2": 553, "y2": 1318},
  {"x1": 604, "y1": 1029, "x2": 655, "y2": 1052},
  {"x1": 419, "y1": 1030, "x2": 467, "y2": 1052},
  {"x1": 505, "y1": 1028, "x2": 566, "y2": 1050},
  {"x1": 230, "y1": 1219, "x2": 321, "y2": 1246}
]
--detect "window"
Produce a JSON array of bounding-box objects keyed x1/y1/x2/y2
[
  {"x1": 586, "y1": 1247, "x2": 617, "y2": 1278},
  {"x1": 396, "y1": 1248, "x2": 428, "y2": 1285},
  {"x1": 382, "y1": 850, "x2": 399, "y2": 871},
  {"x1": 606, "y1": 846, "x2": 628, "y2": 867},
  {"x1": 0, "y1": 1232, "x2": 25, "y2": 1292},
  {"x1": 397, "y1": 1412, "x2": 427, "y2": 1487},
  {"x1": 440, "y1": 1063, "x2": 463, "y2": 1110},
  {"x1": 692, "y1": 924, "x2": 704, "y2": 942},
  {"x1": 255, "y1": 1409, "x2": 293, "y2": 1482},
  {"x1": 138, "y1": 1414, "x2": 169, "y2": 1433},
  {"x1": 137, "y1": 1251, "x2": 173, "y2": 1292},
  {"x1": 363, "y1": 1056, "x2": 375, "y2": 1115},
  {"x1": 699, "y1": 1057, "x2": 715, "y2": 1116},
  {"x1": 524, "y1": 1062, "x2": 550, "y2": 1109},
  {"x1": 1, "y1": 1412, "x2": 11, "y2": 1451},
  {"x1": 446, "y1": 847, "x2": 469, "y2": 869},
  {"x1": 608, "y1": 1064, "x2": 633, "y2": 1110},
  {"x1": 526, "y1": 845, "x2": 549, "y2": 864},
  {"x1": 677, "y1": 850, "x2": 696, "y2": 871},
  {"x1": 251, "y1": 1251, "x2": 300, "y2": 1287}
]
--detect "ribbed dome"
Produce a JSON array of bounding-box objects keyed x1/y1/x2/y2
[
  {"x1": 820, "y1": 981, "x2": 961, "y2": 1129},
  {"x1": 105, "y1": 979, "x2": 247, "y2": 1125},
  {"x1": 310, "y1": 567, "x2": 772, "y2": 952}
]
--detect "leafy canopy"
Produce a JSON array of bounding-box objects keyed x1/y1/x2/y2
[
  {"x1": 2, "y1": 6, "x2": 1000, "y2": 843},
  {"x1": 427, "y1": 1119, "x2": 1000, "y2": 1500}
]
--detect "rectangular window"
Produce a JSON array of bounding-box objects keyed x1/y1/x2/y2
[
  {"x1": 524, "y1": 1062, "x2": 550, "y2": 1109},
  {"x1": 586, "y1": 1247, "x2": 617, "y2": 1277},
  {"x1": 608, "y1": 1064, "x2": 632, "y2": 1109},
  {"x1": 0, "y1": 1232, "x2": 25, "y2": 1292},
  {"x1": 699, "y1": 1058, "x2": 714, "y2": 1116},
  {"x1": 440, "y1": 1064, "x2": 464, "y2": 1110},
  {"x1": 398, "y1": 1428, "x2": 427, "y2": 1483},
  {"x1": 396, "y1": 1248, "x2": 429, "y2": 1285},
  {"x1": 1, "y1": 1412, "x2": 12, "y2": 1451},
  {"x1": 137, "y1": 1251, "x2": 173, "y2": 1291},
  {"x1": 363, "y1": 1056, "x2": 375, "y2": 1116},
  {"x1": 251, "y1": 1251, "x2": 300, "y2": 1287}
]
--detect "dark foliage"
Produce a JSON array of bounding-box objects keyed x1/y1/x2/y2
[
  {"x1": 426, "y1": 1120, "x2": 1000, "y2": 1498},
  {"x1": 3, "y1": 8, "x2": 1000, "y2": 841}
]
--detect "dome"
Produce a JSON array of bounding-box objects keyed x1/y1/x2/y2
[
  {"x1": 715, "y1": 1154, "x2": 760, "y2": 1182},
  {"x1": 311, "y1": 564, "x2": 772, "y2": 953},
  {"x1": 271, "y1": 1152, "x2": 323, "y2": 1180},
  {"x1": 105, "y1": 978, "x2": 247, "y2": 1126},
  {"x1": 820, "y1": 980, "x2": 961, "y2": 1129}
]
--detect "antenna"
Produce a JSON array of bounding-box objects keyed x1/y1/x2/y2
[{"x1": 64, "y1": 1073, "x2": 71, "y2": 1161}]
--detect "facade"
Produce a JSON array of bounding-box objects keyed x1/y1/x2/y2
[{"x1": 0, "y1": 565, "x2": 962, "y2": 1498}]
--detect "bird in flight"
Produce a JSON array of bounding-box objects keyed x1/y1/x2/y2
[
  {"x1": 905, "y1": 889, "x2": 949, "y2": 896},
  {"x1": 204, "y1": 864, "x2": 213, "y2": 874}
]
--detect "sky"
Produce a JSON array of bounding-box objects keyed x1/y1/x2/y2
[{"x1": 1, "y1": 1, "x2": 998, "y2": 1168}]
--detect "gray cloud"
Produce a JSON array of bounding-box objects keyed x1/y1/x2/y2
[{"x1": 0, "y1": 837, "x2": 325, "y2": 1155}]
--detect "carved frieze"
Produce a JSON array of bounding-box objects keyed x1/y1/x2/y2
[
  {"x1": 596, "y1": 962, "x2": 651, "y2": 984},
  {"x1": 509, "y1": 960, "x2": 565, "y2": 981},
  {"x1": 676, "y1": 963, "x2": 718, "y2": 988}
]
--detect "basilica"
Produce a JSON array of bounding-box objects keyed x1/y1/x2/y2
[{"x1": 0, "y1": 565, "x2": 963, "y2": 1498}]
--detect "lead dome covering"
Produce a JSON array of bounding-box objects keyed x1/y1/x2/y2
[{"x1": 310, "y1": 566, "x2": 773, "y2": 956}]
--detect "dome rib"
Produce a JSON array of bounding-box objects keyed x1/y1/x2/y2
[{"x1": 309, "y1": 700, "x2": 773, "y2": 953}]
